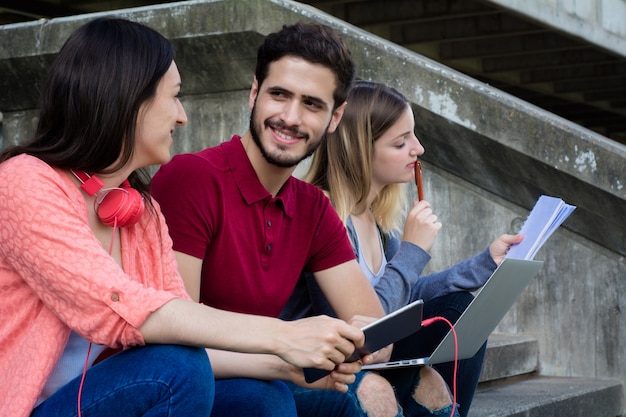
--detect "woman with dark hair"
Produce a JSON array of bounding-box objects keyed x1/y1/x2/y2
[{"x1": 0, "y1": 17, "x2": 366, "y2": 417}]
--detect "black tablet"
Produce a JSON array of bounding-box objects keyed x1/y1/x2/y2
[{"x1": 303, "y1": 299, "x2": 424, "y2": 383}]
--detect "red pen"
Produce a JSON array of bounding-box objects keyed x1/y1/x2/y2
[{"x1": 414, "y1": 160, "x2": 424, "y2": 201}]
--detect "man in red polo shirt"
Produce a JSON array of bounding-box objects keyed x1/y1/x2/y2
[{"x1": 152, "y1": 22, "x2": 454, "y2": 417}]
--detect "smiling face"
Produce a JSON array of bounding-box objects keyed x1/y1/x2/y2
[
  {"x1": 248, "y1": 56, "x2": 346, "y2": 168},
  {"x1": 371, "y1": 104, "x2": 425, "y2": 189},
  {"x1": 133, "y1": 61, "x2": 187, "y2": 168}
]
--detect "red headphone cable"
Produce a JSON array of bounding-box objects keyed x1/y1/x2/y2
[
  {"x1": 422, "y1": 316, "x2": 458, "y2": 417},
  {"x1": 77, "y1": 342, "x2": 92, "y2": 417}
]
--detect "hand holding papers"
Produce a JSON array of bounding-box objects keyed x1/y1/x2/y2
[{"x1": 506, "y1": 195, "x2": 576, "y2": 260}]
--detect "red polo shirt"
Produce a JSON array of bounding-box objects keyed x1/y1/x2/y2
[{"x1": 152, "y1": 135, "x2": 355, "y2": 317}]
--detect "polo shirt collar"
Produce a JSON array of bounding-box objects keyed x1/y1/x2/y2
[{"x1": 224, "y1": 135, "x2": 295, "y2": 218}]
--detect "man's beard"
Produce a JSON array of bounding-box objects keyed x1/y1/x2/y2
[{"x1": 249, "y1": 104, "x2": 327, "y2": 168}]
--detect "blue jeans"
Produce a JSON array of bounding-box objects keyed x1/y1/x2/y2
[
  {"x1": 31, "y1": 344, "x2": 214, "y2": 417},
  {"x1": 211, "y1": 379, "x2": 297, "y2": 416},
  {"x1": 384, "y1": 292, "x2": 486, "y2": 417},
  {"x1": 287, "y1": 372, "x2": 392, "y2": 417},
  {"x1": 287, "y1": 369, "x2": 457, "y2": 417}
]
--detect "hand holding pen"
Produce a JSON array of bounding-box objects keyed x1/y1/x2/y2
[{"x1": 405, "y1": 159, "x2": 441, "y2": 252}]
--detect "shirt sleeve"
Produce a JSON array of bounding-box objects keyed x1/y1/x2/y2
[
  {"x1": 351, "y1": 220, "x2": 497, "y2": 313},
  {"x1": 410, "y1": 248, "x2": 498, "y2": 303},
  {"x1": 375, "y1": 240, "x2": 432, "y2": 313},
  {"x1": 304, "y1": 191, "x2": 356, "y2": 273},
  {"x1": 0, "y1": 157, "x2": 180, "y2": 348},
  {"x1": 150, "y1": 197, "x2": 195, "y2": 299},
  {"x1": 151, "y1": 153, "x2": 214, "y2": 260}
]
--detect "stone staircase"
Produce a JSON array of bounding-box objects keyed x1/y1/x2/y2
[{"x1": 468, "y1": 333, "x2": 624, "y2": 417}]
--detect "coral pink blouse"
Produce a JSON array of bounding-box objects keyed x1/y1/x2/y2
[{"x1": 0, "y1": 154, "x2": 191, "y2": 417}]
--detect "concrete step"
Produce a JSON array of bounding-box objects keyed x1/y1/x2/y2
[
  {"x1": 468, "y1": 376, "x2": 624, "y2": 417},
  {"x1": 479, "y1": 333, "x2": 538, "y2": 383},
  {"x1": 469, "y1": 334, "x2": 624, "y2": 417}
]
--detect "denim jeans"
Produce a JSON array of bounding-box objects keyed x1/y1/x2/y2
[
  {"x1": 211, "y1": 378, "x2": 297, "y2": 416},
  {"x1": 287, "y1": 367, "x2": 458, "y2": 417},
  {"x1": 286, "y1": 372, "x2": 396, "y2": 417},
  {"x1": 384, "y1": 291, "x2": 486, "y2": 417},
  {"x1": 31, "y1": 344, "x2": 214, "y2": 417}
]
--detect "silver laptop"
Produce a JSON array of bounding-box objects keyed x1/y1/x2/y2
[{"x1": 362, "y1": 258, "x2": 543, "y2": 370}]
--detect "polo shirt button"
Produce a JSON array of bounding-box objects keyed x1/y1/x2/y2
[
  {"x1": 266, "y1": 244, "x2": 272, "y2": 251},
  {"x1": 111, "y1": 293, "x2": 120, "y2": 302},
  {"x1": 267, "y1": 220, "x2": 272, "y2": 227}
]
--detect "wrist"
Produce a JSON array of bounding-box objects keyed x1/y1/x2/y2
[{"x1": 265, "y1": 316, "x2": 288, "y2": 357}]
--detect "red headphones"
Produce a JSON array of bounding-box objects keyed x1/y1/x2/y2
[{"x1": 72, "y1": 170, "x2": 144, "y2": 227}]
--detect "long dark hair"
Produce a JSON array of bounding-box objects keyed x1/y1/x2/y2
[
  {"x1": 0, "y1": 17, "x2": 175, "y2": 198},
  {"x1": 255, "y1": 22, "x2": 355, "y2": 110}
]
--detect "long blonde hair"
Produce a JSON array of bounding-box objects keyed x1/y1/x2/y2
[{"x1": 305, "y1": 80, "x2": 409, "y2": 234}]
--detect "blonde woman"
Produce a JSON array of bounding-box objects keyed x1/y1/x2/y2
[{"x1": 282, "y1": 80, "x2": 522, "y2": 417}]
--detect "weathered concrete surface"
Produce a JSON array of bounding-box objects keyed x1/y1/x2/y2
[
  {"x1": 479, "y1": 333, "x2": 538, "y2": 383},
  {"x1": 485, "y1": 0, "x2": 626, "y2": 58},
  {"x1": 0, "y1": 0, "x2": 624, "y2": 410},
  {"x1": 469, "y1": 376, "x2": 624, "y2": 417}
]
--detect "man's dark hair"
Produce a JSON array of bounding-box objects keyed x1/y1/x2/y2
[{"x1": 255, "y1": 22, "x2": 355, "y2": 110}]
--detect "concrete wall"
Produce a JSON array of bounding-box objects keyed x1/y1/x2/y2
[
  {"x1": 1, "y1": 0, "x2": 625, "y2": 399},
  {"x1": 485, "y1": 0, "x2": 626, "y2": 57}
]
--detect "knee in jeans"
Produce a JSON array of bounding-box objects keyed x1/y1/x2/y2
[
  {"x1": 162, "y1": 345, "x2": 214, "y2": 398},
  {"x1": 213, "y1": 379, "x2": 297, "y2": 416},
  {"x1": 247, "y1": 380, "x2": 293, "y2": 410},
  {"x1": 170, "y1": 346, "x2": 213, "y2": 379},
  {"x1": 412, "y1": 366, "x2": 453, "y2": 412},
  {"x1": 356, "y1": 372, "x2": 399, "y2": 417}
]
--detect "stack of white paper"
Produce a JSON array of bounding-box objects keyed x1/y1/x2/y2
[{"x1": 505, "y1": 195, "x2": 576, "y2": 260}]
